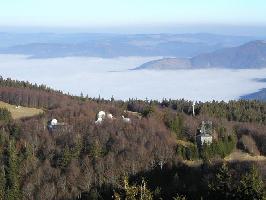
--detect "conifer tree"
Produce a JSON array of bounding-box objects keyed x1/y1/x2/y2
[
  {"x1": 61, "y1": 145, "x2": 72, "y2": 168},
  {"x1": 0, "y1": 165, "x2": 6, "y2": 200},
  {"x1": 89, "y1": 140, "x2": 103, "y2": 159},
  {"x1": 208, "y1": 163, "x2": 234, "y2": 200},
  {"x1": 0, "y1": 108, "x2": 12, "y2": 122},
  {"x1": 6, "y1": 140, "x2": 20, "y2": 200},
  {"x1": 237, "y1": 166, "x2": 265, "y2": 200}
]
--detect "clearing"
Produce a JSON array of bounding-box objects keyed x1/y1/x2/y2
[
  {"x1": 224, "y1": 150, "x2": 266, "y2": 162},
  {"x1": 0, "y1": 101, "x2": 43, "y2": 119}
]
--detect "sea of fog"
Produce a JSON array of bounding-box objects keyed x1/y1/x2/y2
[{"x1": 0, "y1": 54, "x2": 266, "y2": 102}]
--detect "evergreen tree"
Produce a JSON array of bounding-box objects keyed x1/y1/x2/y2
[
  {"x1": 0, "y1": 108, "x2": 12, "y2": 122},
  {"x1": 8, "y1": 124, "x2": 21, "y2": 140},
  {"x1": 6, "y1": 140, "x2": 20, "y2": 200},
  {"x1": 208, "y1": 163, "x2": 234, "y2": 200},
  {"x1": 165, "y1": 113, "x2": 183, "y2": 139},
  {"x1": 60, "y1": 145, "x2": 72, "y2": 168},
  {"x1": 89, "y1": 140, "x2": 103, "y2": 159},
  {"x1": 237, "y1": 166, "x2": 265, "y2": 200},
  {"x1": 0, "y1": 166, "x2": 6, "y2": 200}
]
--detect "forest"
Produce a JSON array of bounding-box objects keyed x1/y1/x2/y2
[{"x1": 0, "y1": 76, "x2": 265, "y2": 200}]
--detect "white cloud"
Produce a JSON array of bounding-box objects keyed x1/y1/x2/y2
[{"x1": 0, "y1": 54, "x2": 266, "y2": 102}]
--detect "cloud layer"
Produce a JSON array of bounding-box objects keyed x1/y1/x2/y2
[{"x1": 0, "y1": 54, "x2": 266, "y2": 101}]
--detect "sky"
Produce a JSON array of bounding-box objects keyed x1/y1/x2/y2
[{"x1": 0, "y1": 0, "x2": 266, "y2": 34}]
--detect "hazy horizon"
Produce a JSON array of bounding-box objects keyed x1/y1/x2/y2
[
  {"x1": 1, "y1": 0, "x2": 266, "y2": 36},
  {"x1": 1, "y1": 26, "x2": 266, "y2": 37}
]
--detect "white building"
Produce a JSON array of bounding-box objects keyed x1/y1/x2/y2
[
  {"x1": 196, "y1": 134, "x2": 213, "y2": 145},
  {"x1": 196, "y1": 121, "x2": 213, "y2": 146}
]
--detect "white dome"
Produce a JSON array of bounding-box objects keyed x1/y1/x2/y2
[
  {"x1": 51, "y1": 118, "x2": 58, "y2": 126},
  {"x1": 97, "y1": 111, "x2": 106, "y2": 119},
  {"x1": 122, "y1": 116, "x2": 131, "y2": 123},
  {"x1": 95, "y1": 117, "x2": 103, "y2": 125},
  {"x1": 107, "y1": 113, "x2": 113, "y2": 119}
]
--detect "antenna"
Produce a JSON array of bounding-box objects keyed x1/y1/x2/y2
[{"x1": 192, "y1": 101, "x2": 195, "y2": 116}]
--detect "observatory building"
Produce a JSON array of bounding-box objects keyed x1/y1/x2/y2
[
  {"x1": 47, "y1": 118, "x2": 69, "y2": 132},
  {"x1": 47, "y1": 118, "x2": 58, "y2": 130},
  {"x1": 196, "y1": 121, "x2": 213, "y2": 146}
]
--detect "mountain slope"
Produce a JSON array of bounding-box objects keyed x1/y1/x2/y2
[
  {"x1": 0, "y1": 77, "x2": 265, "y2": 199},
  {"x1": 135, "y1": 57, "x2": 191, "y2": 70},
  {"x1": 191, "y1": 40, "x2": 266, "y2": 68},
  {"x1": 241, "y1": 88, "x2": 266, "y2": 101},
  {"x1": 137, "y1": 40, "x2": 266, "y2": 70}
]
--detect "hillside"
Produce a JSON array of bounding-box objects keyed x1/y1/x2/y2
[
  {"x1": 137, "y1": 40, "x2": 266, "y2": 70},
  {"x1": 135, "y1": 57, "x2": 191, "y2": 70},
  {"x1": 241, "y1": 78, "x2": 266, "y2": 101},
  {"x1": 0, "y1": 77, "x2": 265, "y2": 200},
  {"x1": 191, "y1": 40, "x2": 266, "y2": 68},
  {"x1": 241, "y1": 88, "x2": 266, "y2": 101}
]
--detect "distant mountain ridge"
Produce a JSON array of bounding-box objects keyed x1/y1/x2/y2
[
  {"x1": 191, "y1": 40, "x2": 266, "y2": 68},
  {"x1": 241, "y1": 88, "x2": 266, "y2": 101},
  {"x1": 241, "y1": 78, "x2": 266, "y2": 101},
  {"x1": 0, "y1": 33, "x2": 260, "y2": 58},
  {"x1": 136, "y1": 40, "x2": 266, "y2": 70},
  {"x1": 136, "y1": 58, "x2": 191, "y2": 70}
]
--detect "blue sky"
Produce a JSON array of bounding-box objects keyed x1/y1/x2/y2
[{"x1": 0, "y1": 0, "x2": 266, "y2": 34}]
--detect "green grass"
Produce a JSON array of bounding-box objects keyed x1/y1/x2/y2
[{"x1": 0, "y1": 101, "x2": 43, "y2": 119}]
